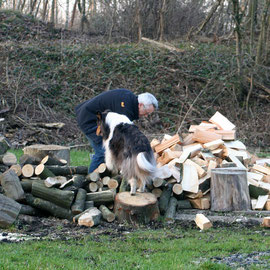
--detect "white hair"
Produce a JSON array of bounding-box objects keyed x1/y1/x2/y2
[{"x1": 138, "y1": 93, "x2": 158, "y2": 109}]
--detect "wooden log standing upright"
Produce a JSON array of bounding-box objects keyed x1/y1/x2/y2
[
  {"x1": 211, "y1": 168, "x2": 251, "y2": 211},
  {"x1": 114, "y1": 192, "x2": 160, "y2": 225}
]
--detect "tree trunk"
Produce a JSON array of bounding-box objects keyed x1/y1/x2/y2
[
  {"x1": 114, "y1": 192, "x2": 160, "y2": 225},
  {"x1": 211, "y1": 168, "x2": 251, "y2": 211}
]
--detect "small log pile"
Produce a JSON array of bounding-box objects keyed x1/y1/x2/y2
[{"x1": 0, "y1": 110, "x2": 270, "y2": 229}]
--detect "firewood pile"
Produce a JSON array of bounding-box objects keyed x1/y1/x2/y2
[{"x1": 0, "y1": 111, "x2": 270, "y2": 229}]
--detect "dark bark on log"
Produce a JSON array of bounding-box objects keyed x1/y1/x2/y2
[
  {"x1": 158, "y1": 185, "x2": 172, "y2": 215},
  {"x1": 211, "y1": 168, "x2": 251, "y2": 211},
  {"x1": 114, "y1": 192, "x2": 160, "y2": 225},
  {"x1": 41, "y1": 155, "x2": 67, "y2": 166},
  {"x1": 45, "y1": 165, "x2": 88, "y2": 176},
  {"x1": 0, "y1": 169, "x2": 25, "y2": 201},
  {"x1": 71, "y1": 188, "x2": 87, "y2": 215},
  {"x1": 0, "y1": 137, "x2": 10, "y2": 155},
  {"x1": 0, "y1": 164, "x2": 8, "y2": 173},
  {"x1": 0, "y1": 194, "x2": 21, "y2": 228},
  {"x1": 19, "y1": 154, "x2": 41, "y2": 166},
  {"x1": 84, "y1": 201, "x2": 94, "y2": 210},
  {"x1": 31, "y1": 180, "x2": 75, "y2": 209},
  {"x1": 21, "y1": 179, "x2": 33, "y2": 192},
  {"x1": 86, "y1": 190, "x2": 115, "y2": 205},
  {"x1": 164, "y1": 196, "x2": 178, "y2": 221},
  {"x1": 25, "y1": 194, "x2": 73, "y2": 220},
  {"x1": 19, "y1": 204, "x2": 41, "y2": 216}
]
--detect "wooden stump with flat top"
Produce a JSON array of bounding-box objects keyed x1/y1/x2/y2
[
  {"x1": 211, "y1": 168, "x2": 251, "y2": 211},
  {"x1": 23, "y1": 144, "x2": 70, "y2": 165},
  {"x1": 114, "y1": 192, "x2": 160, "y2": 225}
]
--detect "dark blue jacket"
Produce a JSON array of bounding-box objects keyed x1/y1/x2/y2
[{"x1": 75, "y1": 89, "x2": 139, "y2": 143}]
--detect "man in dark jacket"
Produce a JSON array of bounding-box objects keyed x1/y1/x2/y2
[{"x1": 75, "y1": 88, "x2": 158, "y2": 173}]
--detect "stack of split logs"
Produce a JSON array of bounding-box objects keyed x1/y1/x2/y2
[{"x1": 0, "y1": 110, "x2": 270, "y2": 229}]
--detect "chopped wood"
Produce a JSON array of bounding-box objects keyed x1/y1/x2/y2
[
  {"x1": 211, "y1": 168, "x2": 250, "y2": 211},
  {"x1": 114, "y1": 192, "x2": 160, "y2": 225},
  {"x1": 264, "y1": 200, "x2": 270, "y2": 211},
  {"x1": 194, "y1": 214, "x2": 212, "y2": 230},
  {"x1": 78, "y1": 207, "x2": 102, "y2": 227},
  {"x1": 89, "y1": 182, "x2": 98, "y2": 192},
  {"x1": 213, "y1": 130, "x2": 236, "y2": 140},
  {"x1": 209, "y1": 111, "x2": 236, "y2": 130},
  {"x1": 172, "y1": 183, "x2": 183, "y2": 195},
  {"x1": 182, "y1": 133, "x2": 195, "y2": 146},
  {"x1": 99, "y1": 204, "x2": 115, "y2": 222},
  {"x1": 254, "y1": 195, "x2": 269, "y2": 210},
  {"x1": 228, "y1": 154, "x2": 247, "y2": 170},
  {"x1": 164, "y1": 196, "x2": 178, "y2": 221},
  {"x1": 19, "y1": 154, "x2": 41, "y2": 166},
  {"x1": 102, "y1": 176, "x2": 111, "y2": 186},
  {"x1": 184, "y1": 159, "x2": 206, "y2": 178},
  {"x1": 150, "y1": 138, "x2": 160, "y2": 149},
  {"x1": 0, "y1": 152, "x2": 17, "y2": 166},
  {"x1": 0, "y1": 136, "x2": 10, "y2": 155},
  {"x1": 22, "y1": 164, "x2": 35, "y2": 178},
  {"x1": 71, "y1": 188, "x2": 87, "y2": 215},
  {"x1": 170, "y1": 144, "x2": 182, "y2": 152},
  {"x1": 35, "y1": 164, "x2": 56, "y2": 179},
  {"x1": 107, "y1": 178, "x2": 119, "y2": 190},
  {"x1": 156, "y1": 165, "x2": 172, "y2": 179},
  {"x1": 189, "y1": 196, "x2": 210, "y2": 210},
  {"x1": 181, "y1": 163, "x2": 199, "y2": 193},
  {"x1": 0, "y1": 169, "x2": 25, "y2": 201},
  {"x1": 9, "y1": 164, "x2": 22, "y2": 176},
  {"x1": 41, "y1": 155, "x2": 67, "y2": 166},
  {"x1": 0, "y1": 194, "x2": 21, "y2": 228},
  {"x1": 157, "y1": 149, "x2": 182, "y2": 165},
  {"x1": 247, "y1": 172, "x2": 264, "y2": 182},
  {"x1": 86, "y1": 190, "x2": 115, "y2": 204},
  {"x1": 224, "y1": 140, "x2": 246, "y2": 150},
  {"x1": 191, "y1": 156, "x2": 208, "y2": 167},
  {"x1": 261, "y1": 217, "x2": 270, "y2": 228},
  {"x1": 154, "y1": 134, "x2": 181, "y2": 154},
  {"x1": 192, "y1": 129, "x2": 222, "y2": 144},
  {"x1": 86, "y1": 171, "x2": 100, "y2": 182},
  {"x1": 153, "y1": 178, "x2": 166, "y2": 188},
  {"x1": 203, "y1": 139, "x2": 224, "y2": 150},
  {"x1": 44, "y1": 165, "x2": 88, "y2": 176},
  {"x1": 253, "y1": 164, "x2": 270, "y2": 175},
  {"x1": 44, "y1": 176, "x2": 67, "y2": 188},
  {"x1": 151, "y1": 188, "x2": 163, "y2": 198}
]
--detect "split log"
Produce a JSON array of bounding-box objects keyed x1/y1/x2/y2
[
  {"x1": 189, "y1": 196, "x2": 210, "y2": 209},
  {"x1": 32, "y1": 180, "x2": 75, "y2": 209},
  {"x1": 114, "y1": 192, "x2": 160, "y2": 225},
  {"x1": 0, "y1": 152, "x2": 17, "y2": 166},
  {"x1": 35, "y1": 164, "x2": 55, "y2": 179},
  {"x1": 19, "y1": 154, "x2": 41, "y2": 166},
  {"x1": 192, "y1": 129, "x2": 222, "y2": 144},
  {"x1": 78, "y1": 207, "x2": 102, "y2": 227},
  {"x1": 209, "y1": 111, "x2": 235, "y2": 130},
  {"x1": 0, "y1": 194, "x2": 21, "y2": 228},
  {"x1": 45, "y1": 165, "x2": 88, "y2": 176},
  {"x1": 25, "y1": 194, "x2": 73, "y2": 220},
  {"x1": 0, "y1": 169, "x2": 25, "y2": 201},
  {"x1": 71, "y1": 188, "x2": 87, "y2": 215},
  {"x1": 99, "y1": 204, "x2": 115, "y2": 222},
  {"x1": 154, "y1": 134, "x2": 181, "y2": 154},
  {"x1": 194, "y1": 214, "x2": 212, "y2": 230},
  {"x1": 22, "y1": 164, "x2": 36, "y2": 178},
  {"x1": 40, "y1": 155, "x2": 67, "y2": 166},
  {"x1": 86, "y1": 190, "x2": 115, "y2": 205},
  {"x1": 164, "y1": 196, "x2": 178, "y2": 221},
  {"x1": 181, "y1": 163, "x2": 199, "y2": 193},
  {"x1": 23, "y1": 144, "x2": 70, "y2": 165},
  {"x1": 261, "y1": 217, "x2": 270, "y2": 227},
  {"x1": 0, "y1": 136, "x2": 10, "y2": 155},
  {"x1": 44, "y1": 176, "x2": 67, "y2": 188},
  {"x1": 211, "y1": 168, "x2": 251, "y2": 211}
]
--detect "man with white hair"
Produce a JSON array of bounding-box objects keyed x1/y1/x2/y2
[{"x1": 75, "y1": 88, "x2": 158, "y2": 173}]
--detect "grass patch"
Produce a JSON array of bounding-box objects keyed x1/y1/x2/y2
[{"x1": 0, "y1": 227, "x2": 269, "y2": 269}]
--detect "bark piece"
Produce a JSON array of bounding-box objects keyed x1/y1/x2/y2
[
  {"x1": 195, "y1": 214, "x2": 212, "y2": 230},
  {"x1": 211, "y1": 168, "x2": 250, "y2": 211},
  {"x1": 114, "y1": 192, "x2": 159, "y2": 225},
  {"x1": 0, "y1": 194, "x2": 21, "y2": 228},
  {"x1": 0, "y1": 169, "x2": 25, "y2": 201}
]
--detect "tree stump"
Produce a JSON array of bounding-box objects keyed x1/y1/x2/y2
[
  {"x1": 0, "y1": 194, "x2": 21, "y2": 228},
  {"x1": 211, "y1": 168, "x2": 251, "y2": 211},
  {"x1": 23, "y1": 144, "x2": 70, "y2": 165},
  {"x1": 114, "y1": 192, "x2": 160, "y2": 225}
]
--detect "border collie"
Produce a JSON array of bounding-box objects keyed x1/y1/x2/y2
[{"x1": 97, "y1": 110, "x2": 157, "y2": 195}]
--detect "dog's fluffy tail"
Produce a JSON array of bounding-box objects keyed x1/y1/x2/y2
[{"x1": 136, "y1": 152, "x2": 156, "y2": 175}]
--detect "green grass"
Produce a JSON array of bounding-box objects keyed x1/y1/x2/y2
[{"x1": 1, "y1": 227, "x2": 270, "y2": 269}]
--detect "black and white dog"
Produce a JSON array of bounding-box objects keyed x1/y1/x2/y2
[{"x1": 97, "y1": 110, "x2": 157, "y2": 195}]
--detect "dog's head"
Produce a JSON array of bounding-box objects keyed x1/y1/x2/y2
[{"x1": 96, "y1": 110, "x2": 111, "y2": 140}]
